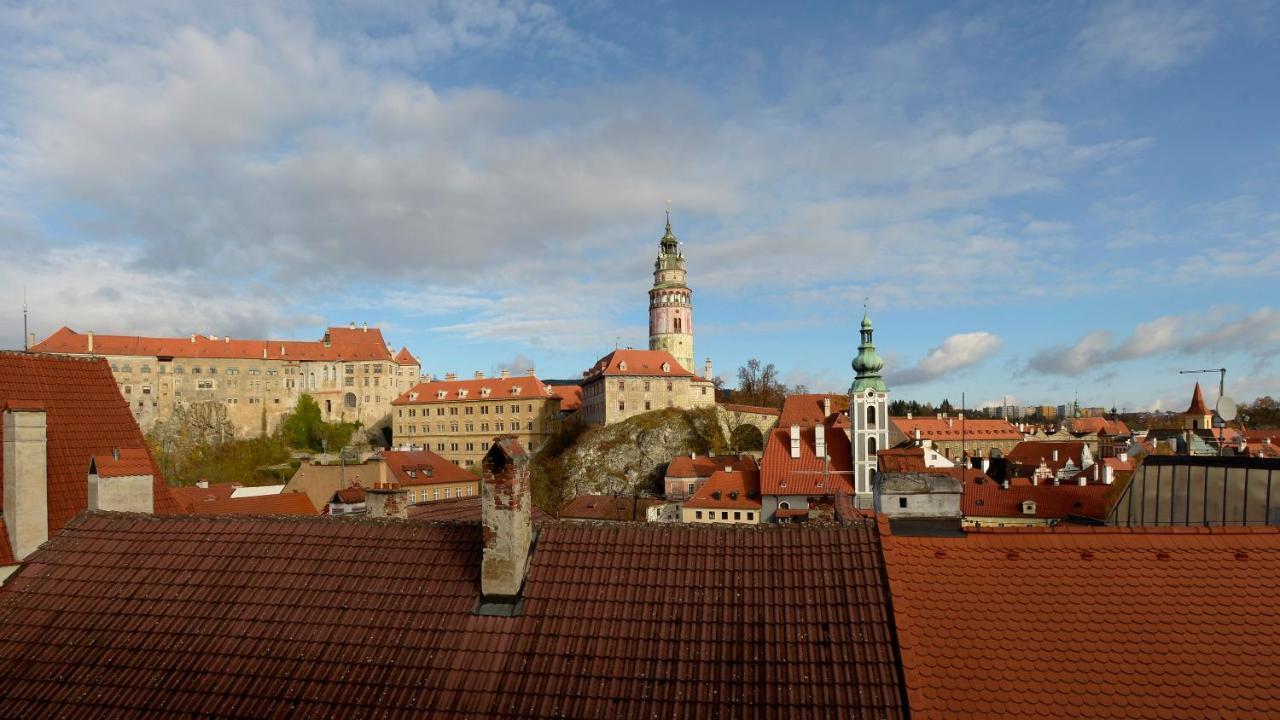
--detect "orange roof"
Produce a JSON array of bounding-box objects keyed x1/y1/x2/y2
[
  {"x1": 718, "y1": 403, "x2": 781, "y2": 417},
  {"x1": 183, "y1": 491, "x2": 318, "y2": 516},
  {"x1": 890, "y1": 416, "x2": 1023, "y2": 440},
  {"x1": 382, "y1": 450, "x2": 478, "y2": 487},
  {"x1": 549, "y1": 384, "x2": 583, "y2": 411},
  {"x1": 1185, "y1": 382, "x2": 1211, "y2": 416},
  {"x1": 881, "y1": 522, "x2": 1280, "y2": 719},
  {"x1": 583, "y1": 349, "x2": 695, "y2": 380},
  {"x1": 666, "y1": 454, "x2": 757, "y2": 479},
  {"x1": 32, "y1": 326, "x2": 398, "y2": 363},
  {"x1": 1068, "y1": 416, "x2": 1131, "y2": 436},
  {"x1": 559, "y1": 495, "x2": 664, "y2": 521},
  {"x1": 877, "y1": 446, "x2": 929, "y2": 473},
  {"x1": 778, "y1": 394, "x2": 840, "y2": 427},
  {"x1": 393, "y1": 375, "x2": 556, "y2": 405},
  {"x1": 1005, "y1": 441, "x2": 1088, "y2": 473},
  {"x1": 393, "y1": 347, "x2": 420, "y2": 366},
  {"x1": 963, "y1": 477, "x2": 1109, "y2": 519},
  {"x1": 761, "y1": 406, "x2": 853, "y2": 496},
  {"x1": 683, "y1": 470, "x2": 761, "y2": 510},
  {"x1": 170, "y1": 483, "x2": 238, "y2": 507},
  {"x1": 0, "y1": 352, "x2": 180, "y2": 565},
  {"x1": 89, "y1": 447, "x2": 155, "y2": 478}
]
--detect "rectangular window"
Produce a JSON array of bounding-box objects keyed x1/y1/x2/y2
[
  {"x1": 746, "y1": 512, "x2": 754, "y2": 521},
  {"x1": 645, "y1": 401, "x2": 651, "y2": 410},
  {"x1": 480, "y1": 406, "x2": 489, "y2": 415},
  {"x1": 644, "y1": 381, "x2": 650, "y2": 391},
  {"x1": 433, "y1": 489, "x2": 440, "y2": 501},
  {"x1": 495, "y1": 405, "x2": 503, "y2": 415},
  {"x1": 618, "y1": 400, "x2": 626, "y2": 411},
  {"x1": 898, "y1": 497, "x2": 908, "y2": 508},
  {"x1": 445, "y1": 488, "x2": 452, "y2": 499},
  {"x1": 190, "y1": 367, "x2": 201, "y2": 374},
  {"x1": 142, "y1": 385, "x2": 152, "y2": 395},
  {"x1": 345, "y1": 365, "x2": 355, "y2": 375},
  {"x1": 197, "y1": 380, "x2": 214, "y2": 390},
  {"x1": 465, "y1": 407, "x2": 474, "y2": 415},
  {"x1": 436, "y1": 408, "x2": 444, "y2": 416},
  {"x1": 695, "y1": 511, "x2": 703, "y2": 520},
  {"x1": 450, "y1": 407, "x2": 459, "y2": 416},
  {"x1": 721, "y1": 511, "x2": 729, "y2": 520},
  {"x1": 618, "y1": 380, "x2": 625, "y2": 390},
  {"x1": 510, "y1": 405, "x2": 519, "y2": 414},
  {"x1": 666, "y1": 382, "x2": 673, "y2": 391},
  {"x1": 344, "y1": 377, "x2": 354, "y2": 386},
  {"x1": 734, "y1": 512, "x2": 741, "y2": 520}
]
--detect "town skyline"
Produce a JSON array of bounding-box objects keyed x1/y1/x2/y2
[{"x1": 1, "y1": 2, "x2": 1277, "y2": 412}]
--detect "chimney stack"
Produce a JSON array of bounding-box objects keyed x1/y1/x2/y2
[
  {"x1": 88, "y1": 451, "x2": 154, "y2": 514},
  {"x1": 28, "y1": 332, "x2": 36, "y2": 350},
  {"x1": 362, "y1": 321, "x2": 368, "y2": 333},
  {"x1": 704, "y1": 358, "x2": 713, "y2": 380},
  {"x1": 500, "y1": 370, "x2": 510, "y2": 379},
  {"x1": 445, "y1": 373, "x2": 457, "y2": 381},
  {"x1": 3, "y1": 403, "x2": 48, "y2": 561},
  {"x1": 526, "y1": 368, "x2": 536, "y2": 377},
  {"x1": 914, "y1": 428, "x2": 922, "y2": 443},
  {"x1": 822, "y1": 397, "x2": 831, "y2": 417},
  {"x1": 1053, "y1": 449, "x2": 1059, "y2": 462},
  {"x1": 349, "y1": 321, "x2": 356, "y2": 329},
  {"x1": 86, "y1": 331, "x2": 95, "y2": 353},
  {"x1": 907, "y1": 412, "x2": 913, "y2": 420},
  {"x1": 365, "y1": 485, "x2": 409, "y2": 519},
  {"x1": 190, "y1": 334, "x2": 196, "y2": 343},
  {"x1": 475, "y1": 371, "x2": 485, "y2": 379},
  {"x1": 481, "y1": 436, "x2": 533, "y2": 608},
  {"x1": 1120, "y1": 450, "x2": 1128, "y2": 463},
  {"x1": 196, "y1": 479, "x2": 209, "y2": 489}
]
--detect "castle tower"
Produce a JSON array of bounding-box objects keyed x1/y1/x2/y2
[
  {"x1": 849, "y1": 306, "x2": 889, "y2": 502},
  {"x1": 648, "y1": 211, "x2": 695, "y2": 373}
]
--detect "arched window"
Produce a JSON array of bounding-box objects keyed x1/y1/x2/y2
[
  {"x1": 867, "y1": 467, "x2": 875, "y2": 489},
  {"x1": 674, "y1": 317, "x2": 682, "y2": 332},
  {"x1": 866, "y1": 405, "x2": 877, "y2": 427},
  {"x1": 779, "y1": 501, "x2": 791, "y2": 510},
  {"x1": 344, "y1": 392, "x2": 357, "y2": 409},
  {"x1": 867, "y1": 436, "x2": 877, "y2": 455}
]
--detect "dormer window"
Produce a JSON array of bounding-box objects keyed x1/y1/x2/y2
[
  {"x1": 458, "y1": 389, "x2": 468, "y2": 398},
  {"x1": 662, "y1": 363, "x2": 670, "y2": 373},
  {"x1": 480, "y1": 388, "x2": 491, "y2": 397},
  {"x1": 1021, "y1": 500, "x2": 1037, "y2": 515},
  {"x1": 619, "y1": 361, "x2": 628, "y2": 371},
  {"x1": 511, "y1": 386, "x2": 522, "y2": 396},
  {"x1": 436, "y1": 390, "x2": 447, "y2": 399},
  {"x1": 409, "y1": 393, "x2": 419, "y2": 401}
]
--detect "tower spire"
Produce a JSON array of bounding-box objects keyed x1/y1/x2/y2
[{"x1": 851, "y1": 302, "x2": 887, "y2": 393}]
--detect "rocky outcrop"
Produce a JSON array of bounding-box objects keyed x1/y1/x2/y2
[{"x1": 555, "y1": 408, "x2": 726, "y2": 497}]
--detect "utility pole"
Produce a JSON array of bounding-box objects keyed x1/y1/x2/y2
[{"x1": 22, "y1": 287, "x2": 29, "y2": 351}]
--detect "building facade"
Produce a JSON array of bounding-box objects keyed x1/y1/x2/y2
[
  {"x1": 580, "y1": 349, "x2": 715, "y2": 426},
  {"x1": 648, "y1": 211, "x2": 696, "y2": 375},
  {"x1": 391, "y1": 372, "x2": 563, "y2": 469},
  {"x1": 31, "y1": 324, "x2": 420, "y2": 437},
  {"x1": 850, "y1": 308, "x2": 889, "y2": 503}
]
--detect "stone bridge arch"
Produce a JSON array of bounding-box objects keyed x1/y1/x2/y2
[{"x1": 716, "y1": 404, "x2": 780, "y2": 454}]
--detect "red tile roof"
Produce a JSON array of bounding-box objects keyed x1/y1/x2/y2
[
  {"x1": 88, "y1": 447, "x2": 155, "y2": 478},
  {"x1": 32, "y1": 326, "x2": 399, "y2": 363},
  {"x1": 1068, "y1": 416, "x2": 1131, "y2": 436},
  {"x1": 683, "y1": 470, "x2": 761, "y2": 510},
  {"x1": 1185, "y1": 381, "x2": 1211, "y2": 416},
  {"x1": 583, "y1": 349, "x2": 695, "y2": 379},
  {"x1": 890, "y1": 416, "x2": 1023, "y2": 440},
  {"x1": 881, "y1": 522, "x2": 1280, "y2": 719},
  {"x1": 383, "y1": 449, "x2": 479, "y2": 487},
  {"x1": 877, "y1": 446, "x2": 928, "y2": 472},
  {"x1": 761, "y1": 407, "x2": 854, "y2": 496},
  {"x1": 778, "y1": 393, "x2": 840, "y2": 427},
  {"x1": 558, "y1": 494, "x2": 664, "y2": 521},
  {"x1": 1005, "y1": 441, "x2": 1088, "y2": 474},
  {"x1": 169, "y1": 482, "x2": 238, "y2": 507},
  {"x1": 0, "y1": 352, "x2": 180, "y2": 564},
  {"x1": 181, "y1": 490, "x2": 318, "y2": 516},
  {"x1": 0, "y1": 513, "x2": 905, "y2": 718},
  {"x1": 548, "y1": 384, "x2": 582, "y2": 411},
  {"x1": 393, "y1": 375, "x2": 556, "y2": 405},
  {"x1": 665, "y1": 454, "x2": 758, "y2": 478},
  {"x1": 393, "y1": 346, "x2": 419, "y2": 365},
  {"x1": 963, "y1": 477, "x2": 1110, "y2": 520},
  {"x1": 406, "y1": 496, "x2": 554, "y2": 523}
]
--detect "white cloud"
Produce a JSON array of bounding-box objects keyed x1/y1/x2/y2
[
  {"x1": 1074, "y1": 1, "x2": 1218, "y2": 77},
  {"x1": 890, "y1": 332, "x2": 1002, "y2": 386}
]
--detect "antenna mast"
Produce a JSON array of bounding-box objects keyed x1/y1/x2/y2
[{"x1": 22, "y1": 287, "x2": 29, "y2": 351}]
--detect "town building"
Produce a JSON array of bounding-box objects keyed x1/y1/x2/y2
[
  {"x1": 663, "y1": 453, "x2": 758, "y2": 500},
  {"x1": 681, "y1": 469, "x2": 762, "y2": 524},
  {"x1": 391, "y1": 371, "x2": 563, "y2": 469},
  {"x1": 171, "y1": 482, "x2": 319, "y2": 515},
  {"x1": 850, "y1": 307, "x2": 889, "y2": 503},
  {"x1": 557, "y1": 494, "x2": 666, "y2": 522},
  {"x1": 876, "y1": 442, "x2": 955, "y2": 472},
  {"x1": 579, "y1": 349, "x2": 714, "y2": 426},
  {"x1": 888, "y1": 414, "x2": 1024, "y2": 462},
  {"x1": 875, "y1": 472, "x2": 963, "y2": 521},
  {"x1": 961, "y1": 473, "x2": 1110, "y2": 527},
  {"x1": 382, "y1": 449, "x2": 481, "y2": 505},
  {"x1": 31, "y1": 323, "x2": 420, "y2": 436},
  {"x1": 1001, "y1": 440, "x2": 1095, "y2": 484},
  {"x1": 1, "y1": 352, "x2": 181, "y2": 577},
  {"x1": 1108, "y1": 454, "x2": 1280, "y2": 526},
  {"x1": 760, "y1": 394, "x2": 854, "y2": 523},
  {"x1": 648, "y1": 211, "x2": 697, "y2": 375}
]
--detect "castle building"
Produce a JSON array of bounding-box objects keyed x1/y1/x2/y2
[
  {"x1": 391, "y1": 371, "x2": 563, "y2": 469},
  {"x1": 31, "y1": 324, "x2": 420, "y2": 437},
  {"x1": 580, "y1": 349, "x2": 715, "y2": 426},
  {"x1": 648, "y1": 212, "x2": 696, "y2": 376},
  {"x1": 849, "y1": 308, "x2": 889, "y2": 503}
]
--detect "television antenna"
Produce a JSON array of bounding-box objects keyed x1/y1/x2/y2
[{"x1": 1179, "y1": 367, "x2": 1233, "y2": 447}]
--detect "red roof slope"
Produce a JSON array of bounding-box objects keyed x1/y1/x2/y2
[
  {"x1": 89, "y1": 447, "x2": 154, "y2": 478},
  {"x1": 1005, "y1": 441, "x2": 1087, "y2": 474},
  {"x1": 406, "y1": 496, "x2": 554, "y2": 523},
  {"x1": 890, "y1": 416, "x2": 1022, "y2": 440},
  {"x1": 33, "y1": 326, "x2": 396, "y2": 362},
  {"x1": 0, "y1": 353, "x2": 179, "y2": 563},
  {"x1": 558, "y1": 494, "x2": 663, "y2": 521},
  {"x1": 778, "y1": 393, "x2": 839, "y2": 427},
  {"x1": 877, "y1": 446, "x2": 928, "y2": 472},
  {"x1": 548, "y1": 384, "x2": 582, "y2": 411},
  {"x1": 666, "y1": 454, "x2": 757, "y2": 478},
  {"x1": 184, "y1": 491, "x2": 318, "y2": 516},
  {"x1": 683, "y1": 470, "x2": 761, "y2": 510},
  {"x1": 881, "y1": 522, "x2": 1280, "y2": 719},
  {"x1": 761, "y1": 414, "x2": 853, "y2": 496},
  {"x1": 0, "y1": 513, "x2": 905, "y2": 718},
  {"x1": 719, "y1": 403, "x2": 781, "y2": 416},
  {"x1": 964, "y1": 479, "x2": 1110, "y2": 519},
  {"x1": 383, "y1": 450, "x2": 479, "y2": 486},
  {"x1": 583, "y1": 349, "x2": 695, "y2": 379},
  {"x1": 393, "y1": 346, "x2": 419, "y2": 365},
  {"x1": 393, "y1": 375, "x2": 556, "y2": 405},
  {"x1": 1068, "y1": 416, "x2": 1130, "y2": 436}
]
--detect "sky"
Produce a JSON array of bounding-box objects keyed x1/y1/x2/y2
[{"x1": 0, "y1": 0, "x2": 1277, "y2": 412}]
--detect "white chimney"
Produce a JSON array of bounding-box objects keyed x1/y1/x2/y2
[
  {"x1": 500, "y1": 370, "x2": 510, "y2": 379},
  {"x1": 349, "y1": 321, "x2": 356, "y2": 329},
  {"x1": 907, "y1": 412, "x2": 913, "y2": 419},
  {"x1": 1104, "y1": 464, "x2": 1114, "y2": 485},
  {"x1": 1053, "y1": 449, "x2": 1059, "y2": 462},
  {"x1": 481, "y1": 437, "x2": 532, "y2": 605},
  {"x1": 822, "y1": 397, "x2": 831, "y2": 417},
  {"x1": 88, "y1": 452, "x2": 154, "y2": 514},
  {"x1": 27, "y1": 332, "x2": 35, "y2": 349},
  {"x1": 914, "y1": 428, "x2": 922, "y2": 443},
  {"x1": 1120, "y1": 450, "x2": 1128, "y2": 463},
  {"x1": 190, "y1": 333, "x2": 196, "y2": 343},
  {"x1": 362, "y1": 321, "x2": 368, "y2": 333},
  {"x1": 724, "y1": 465, "x2": 732, "y2": 473},
  {"x1": 704, "y1": 358, "x2": 713, "y2": 379},
  {"x1": 526, "y1": 368, "x2": 536, "y2": 377},
  {"x1": 475, "y1": 371, "x2": 485, "y2": 379},
  {"x1": 196, "y1": 479, "x2": 209, "y2": 489},
  {"x1": 947, "y1": 418, "x2": 954, "y2": 429},
  {"x1": 815, "y1": 424, "x2": 826, "y2": 458},
  {"x1": 87, "y1": 331, "x2": 95, "y2": 353},
  {"x1": 789, "y1": 425, "x2": 801, "y2": 459},
  {"x1": 3, "y1": 404, "x2": 48, "y2": 561}
]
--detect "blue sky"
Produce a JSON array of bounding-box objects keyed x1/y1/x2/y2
[{"x1": 0, "y1": 1, "x2": 1277, "y2": 411}]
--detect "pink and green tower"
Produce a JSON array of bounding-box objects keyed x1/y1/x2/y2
[{"x1": 648, "y1": 211, "x2": 697, "y2": 374}]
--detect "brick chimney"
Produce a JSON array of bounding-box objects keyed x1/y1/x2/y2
[
  {"x1": 3, "y1": 403, "x2": 48, "y2": 561},
  {"x1": 480, "y1": 436, "x2": 532, "y2": 608},
  {"x1": 365, "y1": 485, "x2": 408, "y2": 519}
]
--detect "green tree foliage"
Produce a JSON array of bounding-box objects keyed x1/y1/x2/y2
[
  {"x1": 1241, "y1": 396, "x2": 1280, "y2": 428},
  {"x1": 280, "y1": 394, "x2": 358, "y2": 453}
]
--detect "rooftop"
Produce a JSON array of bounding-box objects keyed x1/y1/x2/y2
[
  {"x1": 890, "y1": 416, "x2": 1023, "y2": 440},
  {"x1": 393, "y1": 375, "x2": 556, "y2": 405},
  {"x1": 32, "y1": 325, "x2": 408, "y2": 364},
  {"x1": 582, "y1": 349, "x2": 699, "y2": 380},
  {"x1": 683, "y1": 470, "x2": 762, "y2": 510},
  {"x1": 665, "y1": 454, "x2": 758, "y2": 479},
  {"x1": 558, "y1": 494, "x2": 665, "y2": 522},
  {"x1": 383, "y1": 449, "x2": 478, "y2": 487}
]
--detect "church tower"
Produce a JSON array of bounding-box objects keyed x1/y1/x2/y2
[
  {"x1": 850, "y1": 306, "x2": 889, "y2": 502},
  {"x1": 648, "y1": 211, "x2": 695, "y2": 374}
]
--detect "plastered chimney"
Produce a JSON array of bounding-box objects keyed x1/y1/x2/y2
[
  {"x1": 481, "y1": 436, "x2": 532, "y2": 604},
  {"x1": 475, "y1": 371, "x2": 484, "y2": 379},
  {"x1": 525, "y1": 368, "x2": 536, "y2": 377},
  {"x1": 365, "y1": 485, "x2": 408, "y2": 519},
  {"x1": 907, "y1": 412, "x2": 913, "y2": 420},
  {"x1": 500, "y1": 370, "x2": 510, "y2": 379},
  {"x1": 704, "y1": 358, "x2": 713, "y2": 380},
  {"x1": 822, "y1": 397, "x2": 831, "y2": 417},
  {"x1": 27, "y1": 332, "x2": 35, "y2": 350},
  {"x1": 3, "y1": 403, "x2": 48, "y2": 561},
  {"x1": 88, "y1": 452, "x2": 154, "y2": 514},
  {"x1": 87, "y1": 331, "x2": 95, "y2": 353},
  {"x1": 1053, "y1": 449, "x2": 1059, "y2": 462}
]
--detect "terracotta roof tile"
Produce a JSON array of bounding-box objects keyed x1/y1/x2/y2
[
  {"x1": 0, "y1": 352, "x2": 180, "y2": 564},
  {"x1": 405, "y1": 496, "x2": 553, "y2": 523},
  {"x1": 666, "y1": 454, "x2": 757, "y2": 478},
  {"x1": 383, "y1": 450, "x2": 479, "y2": 487},
  {"x1": 1068, "y1": 417, "x2": 1131, "y2": 436},
  {"x1": 881, "y1": 524, "x2": 1280, "y2": 719},
  {"x1": 558, "y1": 494, "x2": 664, "y2": 521},
  {"x1": 682, "y1": 470, "x2": 761, "y2": 510},
  {"x1": 583, "y1": 349, "x2": 696, "y2": 379},
  {"x1": 548, "y1": 384, "x2": 582, "y2": 411},
  {"x1": 762, "y1": 395, "x2": 853, "y2": 496},
  {"x1": 0, "y1": 513, "x2": 905, "y2": 718},
  {"x1": 778, "y1": 393, "x2": 840, "y2": 427},
  {"x1": 393, "y1": 346, "x2": 420, "y2": 365},
  {"x1": 963, "y1": 478, "x2": 1110, "y2": 520},
  {"x1": 393, "y1": 375, "x2": 556, "y2": 405},
  {"x1": 89, "y1": 447, "x2": 154, "y2": 478},
  {"x1": 1185, "y1": 382, "x2": 1211, "y2": 416},
  {"x1": 182, "y1": 491, "x2": 318, "y2": 516},
  {"x1": 1005, "y1": 441, "x2": 1088, "y2": 473},
  {"x1": 890, "y1": 416, "x2": 1023, "y2": 440},
  {"x1": 33, "y1": 326, "x2": 398, "y2": 363}
]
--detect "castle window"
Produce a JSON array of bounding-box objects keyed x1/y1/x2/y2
[
  {"x1": 674, "y1": 318, "x2": 682, "y2": 332},
  {"x1": 867, "y1": 405, "x2": 877, "y2": 427}
]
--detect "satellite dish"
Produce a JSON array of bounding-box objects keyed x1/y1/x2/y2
[{"x1": 1217, "y1": 396, "x2": 1238, "y2": 423}]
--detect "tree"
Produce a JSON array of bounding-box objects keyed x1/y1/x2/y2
[
  {"x1": 281, "y1": 394, "x2": 325, "y2": 451},
  {"x1": 734, "y1": 359, "x2": 792, "y2": 408}
]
